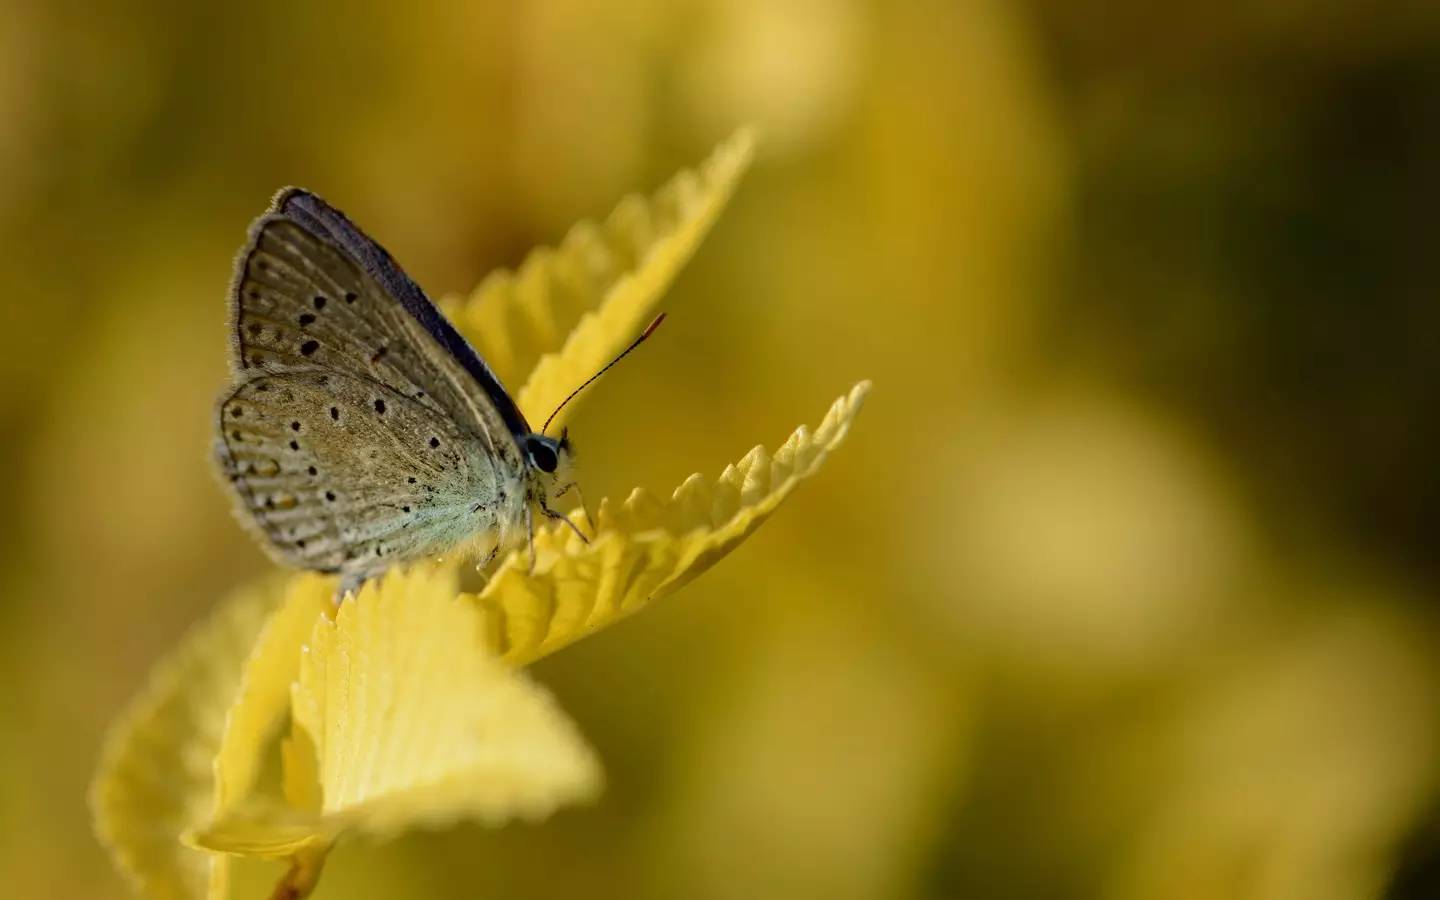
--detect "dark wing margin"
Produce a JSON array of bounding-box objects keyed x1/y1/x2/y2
[{"x1": 244, "y1": 186, "x2": 533, "y2": 439}]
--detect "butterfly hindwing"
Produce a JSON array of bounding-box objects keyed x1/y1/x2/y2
[{"x1": 216, "y1": 370, "x2": 514, "y2": 578}]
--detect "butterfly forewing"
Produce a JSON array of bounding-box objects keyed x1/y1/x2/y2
[
  {"x1": 232, "y1": 213, "x2": 515, "y2": 462},
  {"x1": 216, "y1": 370, "x2": 508, "y2": 575},
  {"x1": 276, "y1": 190, "x2": 532, "y2": 437}
]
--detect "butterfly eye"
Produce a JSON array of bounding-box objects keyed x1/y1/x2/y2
[{"x1": 527, "y1": 437, "x2": 558, "y2": 473}]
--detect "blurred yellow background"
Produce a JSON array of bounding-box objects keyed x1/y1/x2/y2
[{"x1": 5, "y1": 1, "x2": 1440, "y2": 898}]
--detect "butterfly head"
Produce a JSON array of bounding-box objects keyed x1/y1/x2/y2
[
  {"x1": 524, "y1": 312, "x2": 666, "y2": 531},
  {"x1": 523, "y1": 429, "x2": 577, "y2": 507}
]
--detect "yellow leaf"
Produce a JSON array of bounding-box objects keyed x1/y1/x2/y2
[
  {"x1": 443, "y1": 129, "x2": 756, "y2": 430},
  {"x1": 476, "y1": 381, "x2": 871, "y2": 666},
  {"x1": 202, "y1": 577, "x2": 332, "y2": 898},
  {"x1": 210, "y1": 576, "x2": 332, "y2": 818},
  {"x1": 89, "y1": 580, "x2": 285, "y2": 900},
  {"x1": 192, "y1": 563, "x2": 602, "y2": 857}
]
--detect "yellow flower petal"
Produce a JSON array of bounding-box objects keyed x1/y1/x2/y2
[
  {"x1": 192, "y1": 563, "x2": 602, "y2": 857},
  {"x1": 89, "y1": 580, "x2": 286, "y2": 900},
  {"x1": 477, "y1": 381, "x2": 871, "y2": 666},
  {"x1": 444, "y1": 129, "x2": 755, "y2": 429}
]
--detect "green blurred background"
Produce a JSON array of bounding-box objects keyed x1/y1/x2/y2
[{"x1": 4, "y1": 1, "x2": 1440, "y2": 898}]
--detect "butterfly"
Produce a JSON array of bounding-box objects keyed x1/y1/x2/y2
[{"x1": 213, "y1": 188, "x2": 660, "y2": 597}]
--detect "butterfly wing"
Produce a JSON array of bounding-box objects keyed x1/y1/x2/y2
[
  {"x1": 229, "y1": 188, "x2": 528, "y2": 460},
  {"x1": 216, "y1": 370, "x2": 513, "y2": 576},
  {"x1": 273, "y1": 189, "x2": 533, "y2": 437},
  {"x1": 219, "y1": 188, "x2": 535, "y2": 576}
]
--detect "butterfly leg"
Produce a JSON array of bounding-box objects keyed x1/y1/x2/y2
[
  {"x1": 476, "y1": 542, "x2": 499, "y2": 573},
  {"x1": 549, "y1": 481, "x2": 592, "y2": 538},
  {"x1": 574, "y1": 483, "x2": 594, "y2": 535},
  {"x1": 540, "y1": 500, "x2": 590, "y2": 544},
  {"x1": 335, "y1": 571, "x2": 367, "y2": 604},
  {"x1": 525, "y1": 504, "x2": 536, "y2": 573}
]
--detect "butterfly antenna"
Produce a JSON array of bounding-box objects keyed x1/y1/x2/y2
[{"x1": 541, "y1": 313, "x2": 667, "y2": 435}]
